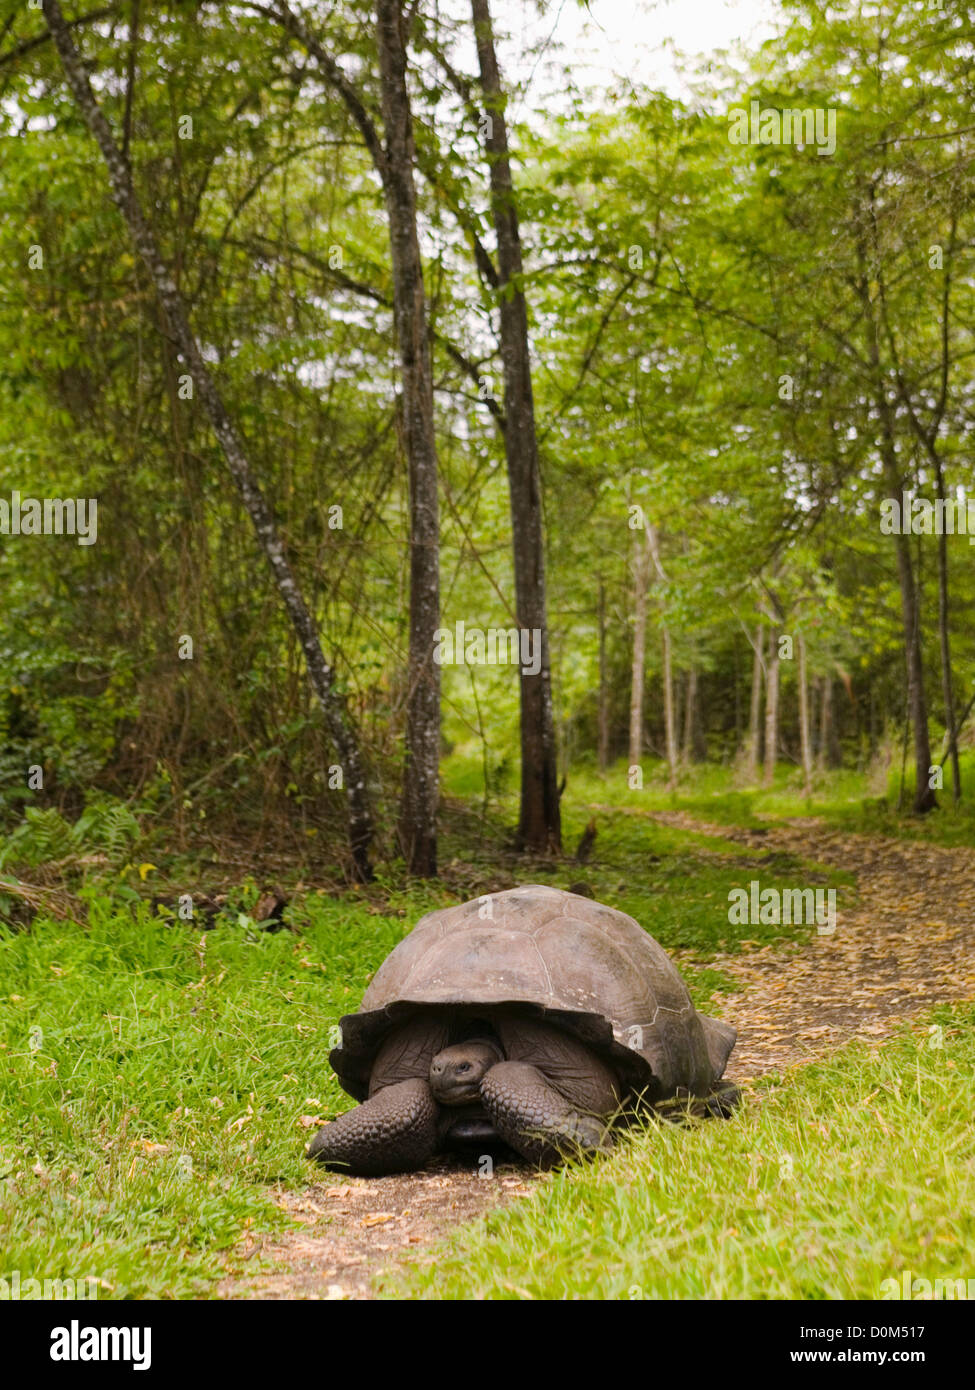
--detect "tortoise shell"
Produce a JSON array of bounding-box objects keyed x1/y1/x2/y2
[{"x1": 330, "y1": 884, "x2": 732, "y2": 1104}]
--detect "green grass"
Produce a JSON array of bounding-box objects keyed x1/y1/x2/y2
[
  {"x1": 527, "y1": 809, "x2": 853, "y2": 962},
  {"x1": 385, "y1": 1004, "x2": 975, "y2": 1300},
  {"x1": 0, "y1": 765, "x2": 966, "y2": 1300},
  {"x1": 445, "y1": 747, "x2": 870, "y2": 824},
  {"x1": 0, "y1": 797, "x2": 852, "y2": 1297},
  {"x1": 827, "y1": 793, "x2": 975, "y2": 848},
  {"x1": 444, "y1": 746, "x2": 975, "y2": 849},
  {"x1": 0, "y1": 889, "x2": 427, "y2": 1298}
]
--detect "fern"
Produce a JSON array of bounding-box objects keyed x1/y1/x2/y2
[
  {"x1": 0, "y1": 798, "x2": 142, "y2": 869},
  {"x1": 0, "y1": 808, "x2": 76, "y2": 868},
  {"x1": 73, "y1": 801, "x2": 141, "y2": 858}
]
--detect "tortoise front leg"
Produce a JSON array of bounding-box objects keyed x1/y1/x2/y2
[
  {"x1": 307, "y1": 1078, "x2": 439, "y2": 1176},
  {"x1": 479, "y1": 1062, "x2": 614, "y2": 1168}
]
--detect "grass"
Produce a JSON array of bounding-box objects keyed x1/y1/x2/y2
[
  {"x1": 560, "y1": 799, "x2": 855, "y2": 958},
  {"x1": 0, "y1": 889, "x2": 418, "y2": 1298},
  {"x1": 827, "y1": 793, "x2": 975, "y2": 849},
  {"x1": 443, "y1": 745, "x2": 975, "y2": 851},
  {"x1": 0, "y1": 764, "x2": 966, "y2": 1299},
  {"x1": 2, "y1": 828, "x2": 778, "y2": 1298},
  {"x1": 0, "y1": 796, "x2": 851, "y2": 1298},
  {"x1": 385, "y1": 1004, "x2": 975, "y2": 1300}
]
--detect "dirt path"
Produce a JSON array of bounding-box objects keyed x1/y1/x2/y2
[
  {"x1": 219, "y1": 1157, "x2": 533, "y2": 1300},
  {"x1": 653, "y1": 813, "x2": 975, "y2": 1076},
  {"x1": 221, "y1": 816, "x2": 975, "y2": 1300}
]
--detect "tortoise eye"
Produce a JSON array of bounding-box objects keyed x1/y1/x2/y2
[{"x1": 457, "y1": 1063, "x2": 471, "y2": 1073}]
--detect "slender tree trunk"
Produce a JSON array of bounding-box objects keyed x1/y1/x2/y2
[
  {"x1": 745, "y1": 626, "x2": 764, "y2": 780},
  {"x1": 764, "y1": 631, "x2": 780, "y2": 788},
  {"x1": 597, "y1": 579, "x2": 610, "y2": 771},
  {"x1": 376, "y1": 0, "x2": 441, "y2": 875},
  {"x1": 470, "y1": 0, "x2": 560, "y2": 852},
  {"x1": 660, "y1": 626, "x2": 677, "y2": 789},
  {"x1": 628, "y1": 530, "x2": 652, "y2": 770},
  {"x1": 885, "y1": 469, "x2": 936, "y2": 812},
  {"x1": 643, "y1": 522, "x2": 676, "y2": 787},
  {"x1": 818, "y1": 675, "x2": 840, "y2": 771},
  {"x1": 41, "y1": 0, "x2": 375, "y2": 877},
  {"x1": 797, "y1": 631, "x2": 813, "y2": 795},
  {"x1": 671, "y1": 662, "x2": 683, "y2": 766},
  {"x1": 932, "y1": 460, "x2": 961, "y2": 801},
  {"x1": 940, "y1": 690, "x2": 975, "y2": 777},
  {"x1": 858, "y1": 231, "x2": 936, "y2": 814},
  {"x1": 682, "y1": 669, "x2": 698, "y2": 764},
  {"x1": 269, "y1": 0, "x2": 441, "y2": 870}
]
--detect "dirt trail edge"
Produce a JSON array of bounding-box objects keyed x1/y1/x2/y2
[
  {"x1": 220, "y1": 816, "x2": 975, "y2": 1299},
  {"x1": 656, "y1": 813, "x2": 975, "y2": 1076}
]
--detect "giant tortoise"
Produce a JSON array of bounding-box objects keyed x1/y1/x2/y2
[{"x1": 308, "y1": 884, "x2": 739, "y2": 1174}]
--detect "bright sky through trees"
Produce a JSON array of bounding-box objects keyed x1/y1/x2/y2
[{"x1": 495, "y1": 0, "x2": 779, "y2": 99}]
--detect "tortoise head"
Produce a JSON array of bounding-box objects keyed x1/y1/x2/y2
[{"x1": 429, "y1": 1038, "x2": 504, "y2": 1106}]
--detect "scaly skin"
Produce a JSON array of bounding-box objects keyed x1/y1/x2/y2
[
  {"x1": 307, "y1": 1023, "x2": 738, "y2": 1176},
  {"x1": 429, "y1": 1039, "x2": 504, "y2": 1105},
  {"x1": 479, "y1": 1061, "x2": 614, "y2": 1168},
  {"x1": 306, "y1": 1077, "x2": 438, "y2": 1175}
]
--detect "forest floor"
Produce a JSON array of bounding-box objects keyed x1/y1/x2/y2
[{"x1": 220, "y1": 813, "x2": 975, "y2": 1300}]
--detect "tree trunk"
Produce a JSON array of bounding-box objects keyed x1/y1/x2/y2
[
  {"x1": 682, "y1": 668, "x2": 706, "y2": 763},
  {"x1": 660, "y1": 626, "x2": 677, "y2": 789},
  {"x1": 376, "y1": 0, "x2": 441, "y2": 875},
  {"x1": 886, "y1": 476, "x2": 936, "y2": 812},
  {"x1": 764, "y1": 631, "x2": 780, "y2": 788},
  {"x1": 42, "y1": 0, "x2": 375, "y2": 878},
  {"x1": 797, "y1": 631, "x2": 813, "y2": 795},
  {"x1": 818, "y1": 675, "x2": 841, "y2": 770},
  {"x1": 470, "y1": 0, "x2": 560, "y2": 853},
  {"x1": 597, "y1": 579, "x2": 610, "y2": 771},
  {"x1": 745, "y1": 626, "x2": 764, "y2": 780},
  {"x1": 643, "y1": 522, "x2": 676, "y2": 787},
  {"x1": 628, "y1": 530, "x2": 652, "y2": 770},
  {"x1": 858, "y1": 233, "x2": 936, "y2": 814},
  {"x1": 932, "y1": 460, "x2": 961, "y2": 801}
]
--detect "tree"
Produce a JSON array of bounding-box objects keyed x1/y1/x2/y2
[
  {"x1": 469, "y1": 0, "x2": 560, "y2": 851},
  {"x1": 375, "y1": 0, "x2": 441, "y2": 874},
  {"x1": 248, "y1": 0, "x2": 443, "y2": 872},
  {"x1": 40, "y1": 0, "x2": 376, "y2": 878}
]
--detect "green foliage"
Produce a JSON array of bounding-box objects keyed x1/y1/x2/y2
[
  {"x1": 0, "y1": 797, "x2": 142, "y2": 870},
  {"x1": 1, "y1": 0, "x2": 973, "y2": 849}
]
